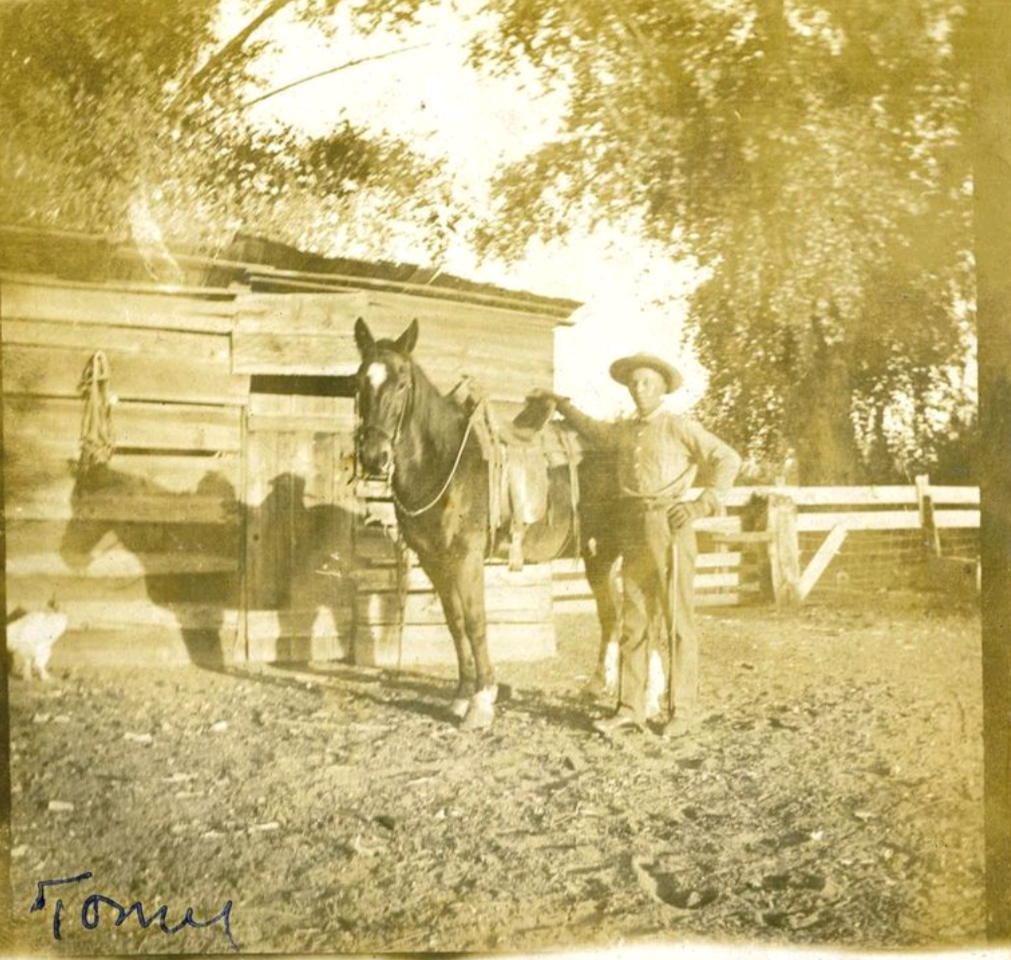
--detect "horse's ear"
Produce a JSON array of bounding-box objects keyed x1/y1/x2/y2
[
  {"x1": 395, "y1": 318, "x2": 419, "y2": 356},
  {"x1": 354, "y1": 317, "x2": 375, "y2": 355}
]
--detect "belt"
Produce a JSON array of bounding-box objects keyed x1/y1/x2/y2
[{"x1": 620, "y1": 494, "x2": 683, "y2": 513}]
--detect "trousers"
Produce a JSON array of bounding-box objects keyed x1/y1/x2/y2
[{"x1": 616, "y1": 504, "x2": 699, "y2": 724}]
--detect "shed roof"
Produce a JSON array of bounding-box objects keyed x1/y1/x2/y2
[{"x1": 0, "y1": 225, "x2": 581, "y2": 321}]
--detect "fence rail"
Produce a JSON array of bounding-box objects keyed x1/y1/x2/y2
[{"x1": 552, "y1": 476, "x2": 980, "y2": 609}]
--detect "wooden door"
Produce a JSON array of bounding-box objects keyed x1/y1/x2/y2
[{"x1": 242, "y1": 392, "x2": 358, "y2": 661}]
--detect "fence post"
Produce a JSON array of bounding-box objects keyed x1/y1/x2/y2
[
  {"x1": 915, "y1": 473, "x2": 942, "y2": 557},
  {"x1": 766, "y1": 493, "x2": 801, "y2": 606}
]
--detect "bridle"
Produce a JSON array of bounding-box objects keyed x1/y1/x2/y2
[
  {"x1": 356, "y1": 353, "x2": 478, "y2": 519},
  {"x1": 356, "y1": 355, "x2": 412, "y2": 456}
]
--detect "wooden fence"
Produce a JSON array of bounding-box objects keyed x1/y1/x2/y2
[{"x1": 551, "y1": 479, "x2": 981, "y2": 611}]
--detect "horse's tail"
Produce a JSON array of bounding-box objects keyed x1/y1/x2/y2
[{"x1": 558, "y1": 425, "x2": 581, "y2": 558}]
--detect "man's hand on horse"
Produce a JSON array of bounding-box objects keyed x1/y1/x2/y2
[
  {"x1": 668, "y1": 499, "x2": 709, "y2": 529},
  {"x1": 526, "y1": 387, "x2": 566, "y2": 405}
]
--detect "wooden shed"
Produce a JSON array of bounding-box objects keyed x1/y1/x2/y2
[{"x1": 1, "y1": 227, "x2": 580, "y2": 670}]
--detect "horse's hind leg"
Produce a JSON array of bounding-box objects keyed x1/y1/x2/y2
[{"x1": 582, "y1": 551, "x2": 621, "y2": 697}]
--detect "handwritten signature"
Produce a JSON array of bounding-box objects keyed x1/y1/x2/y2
[{"x1": 31, "y1": 871, "x2": 238, "y2": 951}]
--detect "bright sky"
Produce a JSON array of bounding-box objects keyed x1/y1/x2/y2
[{"x1": 220, "y1": 0, "x2": 706, "y2": 415}]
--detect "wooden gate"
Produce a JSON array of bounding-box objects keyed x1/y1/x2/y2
[{"x1": 242, "y1": 389, "x2": 358, "y2": 661}]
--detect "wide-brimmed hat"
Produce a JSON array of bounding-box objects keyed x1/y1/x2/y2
[{"x1": 609, "y1": 353, "x2": 683, "y2": 393}]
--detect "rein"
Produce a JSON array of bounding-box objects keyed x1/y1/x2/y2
[
  {"x1": 391, "y1": 406, "x2": 481, "y2": 518},
  {"x1": 360, "y1": 354, "x2": 480, "y2": 519}
]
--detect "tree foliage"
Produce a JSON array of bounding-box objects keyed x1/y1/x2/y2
[
  {"x1": 471, "y1": 0, "x2": 974, "y2": 482},
  {"x1": 0, "y1": 0, "x2": 452, "y2": 262},
  {"x1": 1, "y1": 0, "x2": 977, "y2": 481}
]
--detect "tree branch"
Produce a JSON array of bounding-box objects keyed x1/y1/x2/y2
[
  {"x1": 756, "y1": 0, "x2": 789, "y2": 67},
  {"x1": 241, "y1": 42, "x2": 431, "y2": 109},
  {"x1": 171, "y1": 0, "x2": 301, "y2": 109}
]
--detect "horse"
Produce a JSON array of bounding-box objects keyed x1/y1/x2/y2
[{"x1": 353, "y1": 317, "x2": 620, "y2": 729}]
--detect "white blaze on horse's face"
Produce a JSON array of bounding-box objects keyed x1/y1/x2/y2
[
  {"x1": 357, "y1": 357, "x2": 400, "y2": 477},
  {"x1": 367, "y1": 362, "x2": 388, "y2": 391}
]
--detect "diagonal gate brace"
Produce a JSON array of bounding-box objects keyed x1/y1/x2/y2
[{"x1": 798, "y1": 522, "x2": 849, "y2": 600}]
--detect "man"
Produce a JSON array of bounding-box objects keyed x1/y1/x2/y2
[{"x1": 538, "y1": 353, "x2": 741, "y2": 738}]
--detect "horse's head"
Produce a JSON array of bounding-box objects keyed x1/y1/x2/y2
[{"x1": 353, "y1": 317, "x2": 419, "y2": 477}]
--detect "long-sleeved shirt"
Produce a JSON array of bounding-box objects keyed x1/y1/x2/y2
[{"x1": 558, "y1": 400, "x2": 741, "y2": 514}]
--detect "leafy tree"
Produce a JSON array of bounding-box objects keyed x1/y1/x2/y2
[
  {"x1": 0, "y1": 0, "x2": 454, "y2": 268},
  {"x1": 471, "y1": 0, "x2": 974, "y2": 483}
]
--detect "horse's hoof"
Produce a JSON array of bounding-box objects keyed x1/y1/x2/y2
[
  {"x1": 580, "y1": 674, "x2": 607, "y2": 699},
  {"x1": 459, "y1": 685, "x2": 497, "y2": 731},
  {"x1": 459, "y1": 703, "x2": 494, "y2": 731},
  {"x1": 450, "y1": 697, "x2": 470, "y2": 719}
]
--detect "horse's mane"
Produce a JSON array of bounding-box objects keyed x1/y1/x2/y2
[{"x1": 411, "y1": 358, "x2": 469, "y2": 462}]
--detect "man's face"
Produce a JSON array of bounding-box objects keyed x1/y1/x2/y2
[{"x1": 627, "y1": 367, "x2": 666, "y2": 416}]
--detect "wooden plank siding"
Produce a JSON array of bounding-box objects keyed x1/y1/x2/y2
[
  {"x1": 232, "y1": 293, "x2": 365, "y2": 375},
  {"x1": 3, "y1": 343, "x2": 248, "y2": 405},
  {"x1": 364, "y1": 293, "x2": 557, "y2": 402},
  {"x1": 8, "y1": 551, "x2": 238, "y2": 578},
  {"x1": 2, "y1": 317, "x2": 232, "y2": 361},
  {"x1": 241, "y1": 391, "x2": 362, "y2": 663},
  {"x1": 353, "y1": 559, "x2": 557, "y2": 667},
  {"x1": 3, "y1": 276, "x2": 246, "y2": 667},
  {"x1": 1, "y1": 278, "x2": 248, "y2": 409},
  {"x1": 232, "y1": 291, "x2": 558, "y2": 402},
  {"x1": 354, "y1": 621, "x2": 557, "y2": 668},
  {"x1": 4, "y1": 397, "x2": 243, "y2": 457},
  {"x1": 1, "y1": 275, "x2": 238, "y2": 332}
]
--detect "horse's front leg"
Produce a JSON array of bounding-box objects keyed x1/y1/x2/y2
[
  {"x1": 457, "y1": 549, "x2": 497, "y2": 731},
  {"x1": 428, "y1": 568, "x2": 477, "y2": 718}
]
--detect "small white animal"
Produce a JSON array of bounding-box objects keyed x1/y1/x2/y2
[{"x1": 7, "y1": 603, "x2": 68, "y2": 681}]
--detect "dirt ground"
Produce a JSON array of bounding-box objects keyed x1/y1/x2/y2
[{"x1": 6, "y1": 592, "x2": 986, "y2": 956}]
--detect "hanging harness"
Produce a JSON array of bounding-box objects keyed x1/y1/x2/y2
[{"x1": 77, "y1": 351, "x2": 114, "y2": 473}]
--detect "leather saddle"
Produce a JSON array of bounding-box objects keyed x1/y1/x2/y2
[
  {"x1": 488, "y1": 396, "x2": 581, "y2": 570},
  {"x1": 502, "y1": 394, "x2": 558, "y2": 530},
  {"x1": 457, "y1": 382, "x2": 583, "y2": 569}
]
